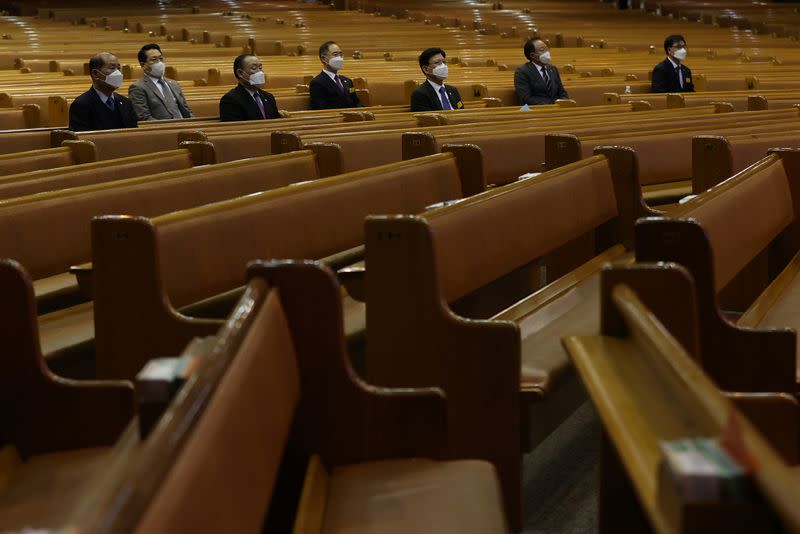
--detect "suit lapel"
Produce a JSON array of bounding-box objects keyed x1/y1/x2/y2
[
  {"x1": 237, "y1": 84, "x2": 261, "y2": 118},
  {"x1": 144, "y1": 76, "x2": 168, "y2": 105},
  {"x1": 424, "y1": 81, "x2": 443, "y2": 110}
]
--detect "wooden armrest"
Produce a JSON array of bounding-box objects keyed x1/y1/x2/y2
[
  {"x1": 351, "y1": 383, "x2": 448, "y2": 461},
  {"x1": 338, "y1": 261, "x2": 365, "y2": 302},
  {"x1": 726, "y1": 391, "x2": 800, "y2": 464},
  {"x1": 69, "y1": 262, "x2": 93, "y2": 299},
  {"x1": 320, "y1": 245, "x2": 364, "y2": 271},
  {"x1": 739, "y1": 250, "x2": 800, "y2": 328}
]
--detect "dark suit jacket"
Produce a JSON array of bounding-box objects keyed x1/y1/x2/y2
[
  {"x1": 68, "y1": 88, "x2": 138, "y2": 132},
  {"x1": 309, "y1": 71, "x2": 362, "y2": 110},
  {"x1": 219, "y1": 84, "x2": 280, "y2": 121},
  {"x1": 514, "y1": 62, "x2": 569, "y2": 106},
  {"x1": 651, "y1": 58, "x2": 694, "y2": 93},
  {"x1": 410, "y1": 81, "x2": 464, "y2": 112}
]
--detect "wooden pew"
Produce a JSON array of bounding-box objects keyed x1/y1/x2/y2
[
  {"x1": 90, "y1": 151, "x2": 481, "y2": 382},
  {"x1": 693, "y1": 131, "x2": 800, "y2": 193},
  {"x1": 361, "y1": 147, "x2": 656, "y2": 530},
  {"x1": 0, "y1": 259, "x2": 134, "y2": 531},
  {"x1": 545, "y1": 110, "x2": 800, "y2": 202},
  {"x1": 562, "y1": 263, "x2": 800, "y2": 533},
  {"x1": 635, "y1": 150, "x2": 800, "y2": 393},
  {"x1": 0, "y1": 141, "x2": 96, "y2": 176},
  {"x1": 68, "y1": 260, "x2": 507, "y2": 533},
  {"x1": 0, "y1": 147, "x2": 204, "y2": 201},
  {"x1": 0, "y1": 104, "x2": 41, "y2": 129}
]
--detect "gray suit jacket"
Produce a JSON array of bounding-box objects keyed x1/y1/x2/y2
[{"x1": 128, "y1": 76, "x2": 192, "y2": 120}]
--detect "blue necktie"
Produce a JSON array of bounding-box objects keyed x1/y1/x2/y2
[
  {"x1": 439, "y1": 86, "x2": 452, "y2": 110},
  {"x1": 105, "y1": 96, "x2": 115, "y2": 111}
]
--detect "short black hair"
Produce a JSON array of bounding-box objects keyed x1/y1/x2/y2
[
  {"x1": 664, "y1": 34, "x2": 686, "y2": 53},
  {"x1": 319, "y1": 40, "x2": 336, "y2": 59},
  {"x1": 523, "y1": 37, "x2": 544, "y2": 61},
  {"x1": 137, "y1": 43, "x2": 161, "y2": 64},
  {"x1": 418, "y1": 47, "x2": 445, "y2": 69},
  {"x1": 88, "y1": 52, "x2": 109, "y2": 73},
  {"x1": 233, "y1": 53, "x2": 253, "y2": 78}
]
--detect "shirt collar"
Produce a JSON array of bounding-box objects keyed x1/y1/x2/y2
[
  {"x1": 427, "y1": 79, "x2": 444, "y2": 93},
  {"x1": 147, "y1": 73, "x2": 164, "y2": 84},
  {"x1": 93, "y1": 87, "x2": 113, "y2": 103},
  {"x1": 241, "y1": 84, "x2": 258, "y2": 97},
  {"x1": 322, "y1": 69, "x2": 337, "y2": 82},
  {"x1": 667, "y1": 56, "x2": 680, "y2": 69}
]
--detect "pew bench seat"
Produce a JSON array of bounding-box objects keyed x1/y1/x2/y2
[
  {"x1": 0, "y1": 446, "x2": 109, "y2": 531},
  {"x1": 298, "y1": 456, "x2": 507, "y2": 533}
]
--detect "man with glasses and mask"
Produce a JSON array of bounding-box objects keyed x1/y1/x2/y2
[
  {"x1": 651, "y1": 35, "x2": 694, "y2": 93},
  {"x1": 310, "y1": 41, "x2": 362, "y2": 110},
  {"x1": 410, "y1": 47, "x2": 464, "y2": 112},
  {"x1": 68, "y1": 52, "x2": 138, "y2": 131},
  {"x1": 219, "y1": 54, "x2": 280, "y2": 121},
  {"x1": 129, "y1": 43, "x2": 192, "y2": 121},
  {"x1": 514, "y1": 37, "x2": 569, "y2": 106}
]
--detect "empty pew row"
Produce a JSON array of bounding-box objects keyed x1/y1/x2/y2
[
  {"x1": 86, "y1": 151, "x2": 482, "y2": 382},
  {"x1": 0, "y1": 259, "x2": 508, "y2": 533},
  {"x1": 350, "y1": 146, "x2": 658, "y2": 528},
  {"x1": 635, "y1": 150, "x2": 800, "y2": 393},
  {"x1": 562, "y1": 263, "x2": 800, "y2": 533}
]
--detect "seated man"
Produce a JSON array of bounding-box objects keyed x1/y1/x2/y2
[
  {"x1": 410, "y1": 47, "x2": 464, "y2": 112},
  {"x1": 129, "y1": 43, "x2": 192, "y2": 121},
  {"x1": 309, "y1": 41, "x2": 362, "y2": 110},
  {"x1": 219, "y1": 54, "x2": 280, "y2": 121},
  {"x1": 514, "y1": 37, "x2": 569, "y2": 106},
  {"x1": 651, "y1": 34, "x2": 694, "y2": 93},
  {"x1": 68, "y1": 52, "x2": 138, "y2": 132}
]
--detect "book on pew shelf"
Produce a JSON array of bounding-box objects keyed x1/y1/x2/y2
[
  {"x1": 136, "y1": 352, "x2": 203, "y2": 403},
  {"x1": 693, "y1": 438, "x2": 752, "y2": 499},
  {"x1": 518, "y1": 172, "x2": 541, "y2": 181},
  {"x1": 660, "y1": 438, "x2": 753, "y2": 502},
  {"x1": 660, "y1": 439, "x2": 720, "y2": 501}
]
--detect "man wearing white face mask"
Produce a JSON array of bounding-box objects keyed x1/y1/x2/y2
[
  {"x1": 129, "y1": 43, "x2": 192, "y2": 121},
  {"x1": 219, "y1": 54, "x2": 280, "y2": 121},
  {"x1": 68, "y1": 52, "x2": 138, "y2": 131},
  {"x1": 651, "y1": 35, "x2": 694, "y2": 93},
  {"x1": 514, "y1": 38, "x2": 569, "y2": 106},
  {"x1": 410, "y1": 47, "x2": 464, "y2": 112},
  {"x1": 309, "y1": 41, "x2": 362, "y2": 110}
]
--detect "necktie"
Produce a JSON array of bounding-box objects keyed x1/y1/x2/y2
[
  {"x1": 334, "y1": 74, "x2": 345, "y2": 94},
  {"x1": 105, "y1": 96, "x2": 115, "y2": 111},
  {"x1": 676, "y1": 65, "x2": 683, "y2": 89},
  {"x1": 541, "y1": 67, "x2": 552, "y2": 93},
  {"x1": 439, "y1": 86, "x2": 453, "y2": 110},
  {"x1": 253, "y1": 92, "x2": 266, "y2": 119},
  {"x1": 158, "y1": 79, "x2": 182, "y2": 118}
]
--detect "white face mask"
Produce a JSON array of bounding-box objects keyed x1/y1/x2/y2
[
  {"x1": 431, "y1": 63, "x2": 448, "y2": 79},
  {"x1": 673, "y1": 48, "x2": 688, "y2": 61},
  {"x1": 102, "y1": 69, "x2": 124, "y2": 89},
  {"x1": 537, "y1": 51, "x2": 551, "y2": 65},
  {"x1": 247, "y1": 70, "x2": 266, "y2": 86},
  {"x1": 148, "y1": 61, "x2": 165, "y2": 78},
  {"x1": 328, "y1": 56, "x2": 344, "y2": 71}
]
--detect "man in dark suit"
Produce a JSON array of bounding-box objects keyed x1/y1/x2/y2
[
  {"x1": 68, "y1": 52, "x2": 138, "y2": 132},
  {"x1": 514, "y1": 38, "x2": 569, "y2": 106},
  {"x1": 651, "y1": 34, "x2": 694, "y2": 93},
  {"x1": 129, "y1": 43, "x2": 192, "y2": 121},
  {"x1": 309, "y1": 41, "x2": 362, "y2": 110},
  {"x1": 219, "y1": 54, "x2": 280, "y2": 121},
  {"x1": 410, "y1": 47, "x2": 464, "y2": 112}
]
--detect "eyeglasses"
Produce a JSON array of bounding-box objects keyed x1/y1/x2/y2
[
  {"x1": 429, "y1": 59, "x2": 447, "y2": 67},
  {"x1": 146, "y1": 56, "x2": 164, "y2": 63}
]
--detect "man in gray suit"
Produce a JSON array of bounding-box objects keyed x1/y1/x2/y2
[
  {"x1": 128, "y1": 43, "x2": 192, "y2": 121},
  {"x1": 514, "y1": 37, "x2": 569, "y2": 106}
]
